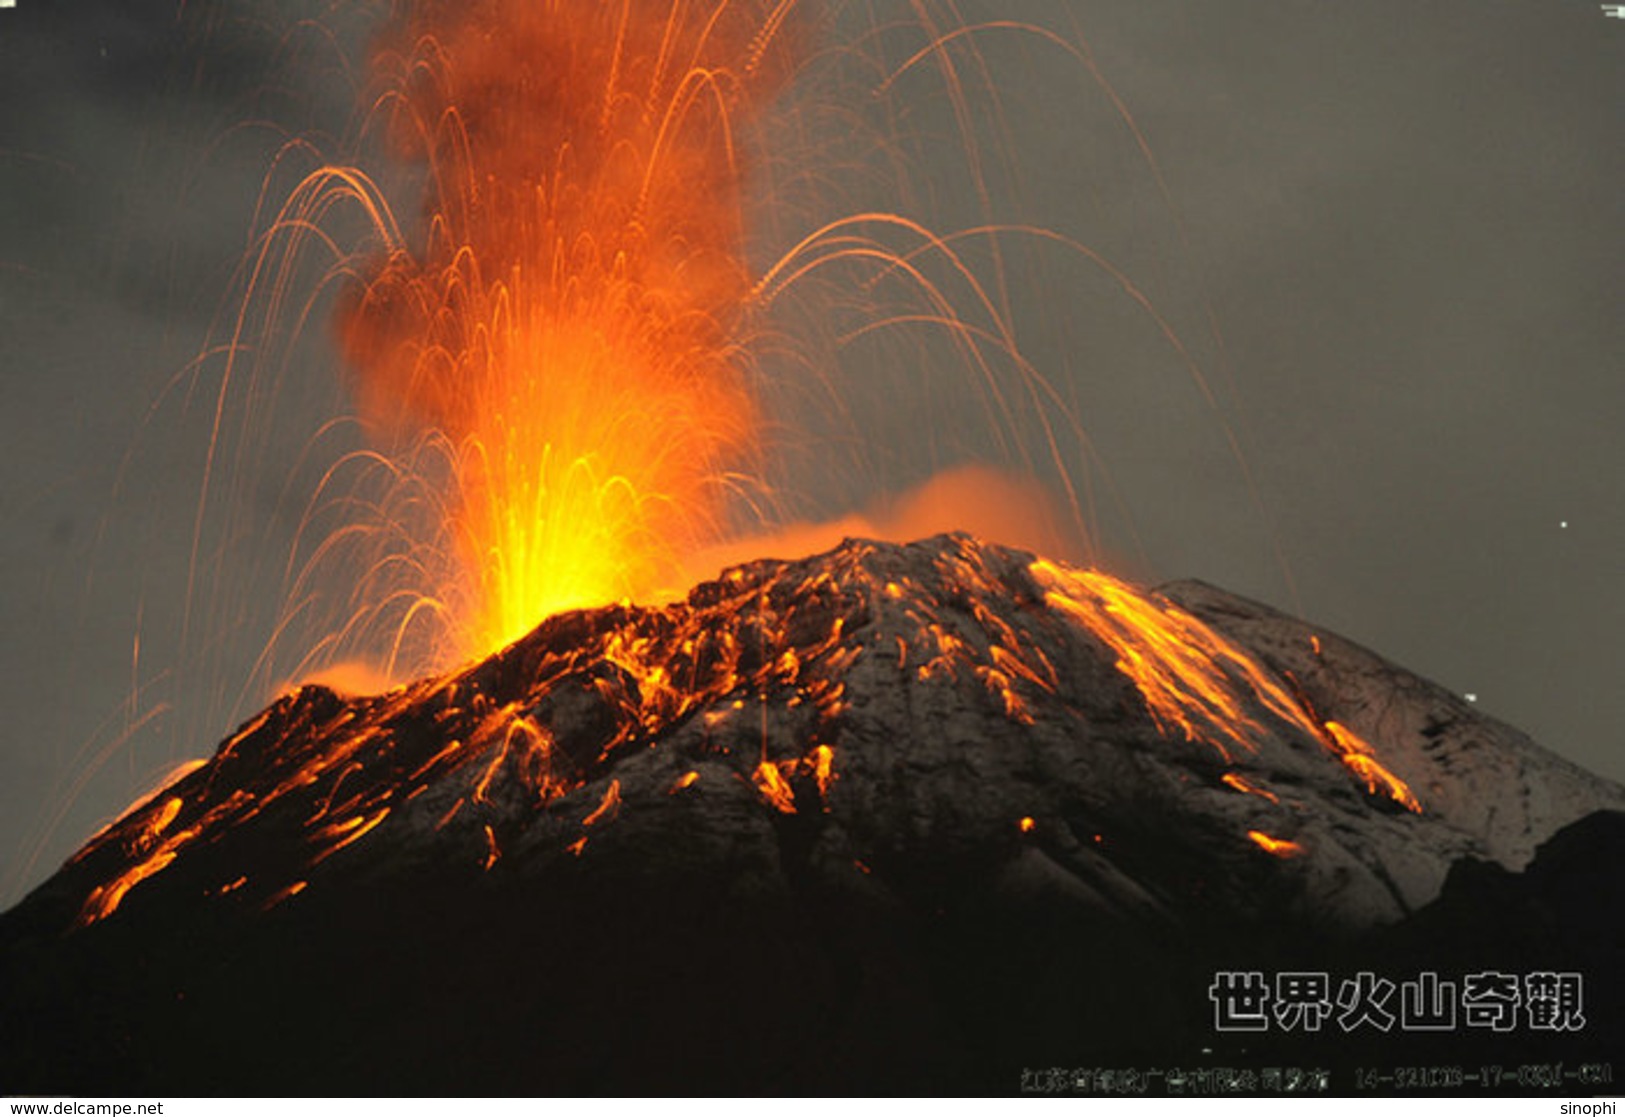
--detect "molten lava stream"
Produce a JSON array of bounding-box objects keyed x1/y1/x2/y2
[{"x1": 1030, "y1": 559, "x2": 1420, "y2": 810}]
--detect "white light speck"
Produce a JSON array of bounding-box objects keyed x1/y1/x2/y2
[
  {"x1": 1560, "y1": 521, "x2": 1568, "y2": 529},
  {"x1": 1465, "y1": 693, "x2": 1478, "y2": 703}
]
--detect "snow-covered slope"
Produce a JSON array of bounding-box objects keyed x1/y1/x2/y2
[{"x1": 3, "y1": 534, "x2": 1620, "y2": 1094}]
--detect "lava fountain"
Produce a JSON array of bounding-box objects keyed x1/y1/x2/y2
[
  {"x1": 24, "y1": 1, "x2": 1449, "y2": 942},
  {"x1": 5, "y1": 3, "x2": 1166, "y2": 897},
  {"x1": 332, "y1": 0, "x2": 797, "y2": 664}
]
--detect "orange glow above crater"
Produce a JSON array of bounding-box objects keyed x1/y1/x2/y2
[{"x1": 338, "y1": 0, "x2": 797, "y2": 662}]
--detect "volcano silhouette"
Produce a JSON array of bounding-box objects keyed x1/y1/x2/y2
[{"x1": 2, "y1": 535, "x2": 1621, "y2": 1095}]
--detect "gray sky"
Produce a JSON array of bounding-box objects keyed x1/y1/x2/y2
[{"x1": 2, "y1": 0, "x2": 1621, "y2": 905}]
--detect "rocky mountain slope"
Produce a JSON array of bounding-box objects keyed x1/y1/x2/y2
[{"x1": 3, "y1": 535, "x2": 1619, "y2": 1095}]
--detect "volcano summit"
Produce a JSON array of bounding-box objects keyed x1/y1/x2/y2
[{"x1": 2, "y1": 535, "x2": 1621, "y2": 1095}]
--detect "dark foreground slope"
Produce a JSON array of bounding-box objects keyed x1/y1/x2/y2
[{"x1": 2, "y1": 536, "x2": 1620, "y2": 1095}]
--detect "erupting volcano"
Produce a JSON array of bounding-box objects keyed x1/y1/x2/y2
[{"x1": 3, "y1": 0, "x2": 1621, "y2": 1099}]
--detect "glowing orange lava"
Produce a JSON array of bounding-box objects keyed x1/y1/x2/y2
[
  {"x1": 1247, "y1": 830, "x2": 1304, "y2": 858},
  {"x1": 1221, "y1": 771, "x2": 1280, "y2": 804},
  {"x1": 57, "y1": 0, "x2": 1439, "y2": 933},
  {"x1": 1030, "y1": 559, "x2": 1420, "y2": 810},
  {"x1": 65, "y1": 538, "x2": 1428, "y2": 929},
  {"x1": 339, "y1": 0, "x2": 798, "y2": 661}
]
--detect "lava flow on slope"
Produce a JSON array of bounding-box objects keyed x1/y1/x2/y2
[
  {"x1": 66, "y1": 537, "x2": 1400, "y2": 931},
  {"x1": 38, "y1": 535, "x2": 1614, "y2": 937},
  {"x1": 4, "y1": 534, "x2": 1623, "y2": 1095}
]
